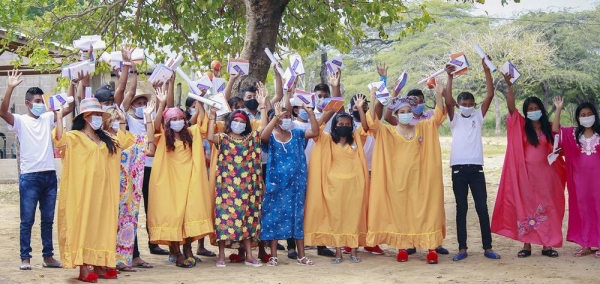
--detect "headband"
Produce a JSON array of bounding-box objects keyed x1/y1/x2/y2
[
  {"x1": 388, "y1": 96, "x2": 417, "y2": 112},
  {"x1": 162, "y1": 107, "x2": 184, "y2": 121},
  {"x1": 233, "y1": 112, "x2": 247, "y2": 122}
]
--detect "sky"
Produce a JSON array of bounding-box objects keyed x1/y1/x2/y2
[{"x1": 472, "y1": 0, "x2": 598, "y2": 17}]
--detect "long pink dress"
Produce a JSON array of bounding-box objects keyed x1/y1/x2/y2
[
  {"x1": 560, "y1": 127, "x2": 600, "y2": 248},
  {"x1": 491, "y1": 112, "x2": 566, "y2": 247}
]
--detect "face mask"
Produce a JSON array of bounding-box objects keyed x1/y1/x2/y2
[
  {"x1": 316, "y1": 98, "x2": 324, "y2": 110},
  {"x1": 335, "y1": 126, "x2": 353, "y2": 137},
  {"x1": 580, "y1": 116, "x2": 595, "y2": 128},
  {"x1": 111, "y1": 121, "x2": 120, "y2": 131},
  {"x1": 352, "y1": 111, "x2": 361, "y2": 121},
  {"x1": 397, "y1": 113, "x2": 413, "y2": 125},
  {"x1": 30, "y1": 103, "x2": 46, "y2": 117},
  {"x1": 134, "y1": 106, "x2": 145, "y2": 118},
  {"x1": 170, "y1": 120, "x2": 185, "y2": 132},
  {"x1": 280, "y1": 118, "x2": 292, "y2": 131},
  {"x1": 231, "y1": 121, "x2": 246, "y2": 134},
  {"x1": 244, "y1": 99, "x2": 259, "y2": 111},
  {"x1": 189, "y1": 108, "x2": 196, "y2": 116},
  {"x1": 89, "y1": 115, "x2": 103, "y2": 130},
  {"x1": 412, "y1": 103, "x2": 426, "y2": 115},
  {"x1": 459, "y1": 106, "x2": 474, "y2": 117},
  {"x1": 526, "y1": 110, "x2": 542, "y2": 121},
  {"x1": 298, "y1": 109, "x2": 309, "y2": 121},
  {"x1": 101, "y1": 105, "x2": 114, "y2": 112}
]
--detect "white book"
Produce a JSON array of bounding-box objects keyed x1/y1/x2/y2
[
  {"x1": 289, "y1": 54, "x2": 305, "y2": 75},
  {"x1": 500, "y1": 61, "x2": 521, "y2": 84}
]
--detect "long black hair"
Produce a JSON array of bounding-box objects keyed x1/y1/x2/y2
[
  {"x1": 522, "y1": 96, "x2": 553, "y2": 147},
  {"x1": 330, "y1": 113, "x2": 354, "y2": 145},
  {"x1": 72, "y1": 114, "x2": 119, "y2": 155},
  {"x1": 225, "y1": 110, "x2": 252, "y2": 136},
  {"x1": 574, "y1": 102, "x2": 600, "y2": 146}
]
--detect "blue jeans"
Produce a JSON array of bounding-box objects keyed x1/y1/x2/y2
[{"x1": 19, "y1": 171, "x2": 58, "y2": 259}]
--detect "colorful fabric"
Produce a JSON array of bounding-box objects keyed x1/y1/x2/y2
[
  {"x1": 116, "y1": 134, "x2": 146, "y2": 266},
  {"x1": 260, "y1": 129, "x2": 308, "y2": 240},
  {"x1": 214, "y1": 131, "x2": 263, "y2": 247},
  {"x1": 491, "y1": 112, "x2": 566, "y2": 247},
  {"x1": 560, "y1": 127, "x2": 600, "y2": 248}
]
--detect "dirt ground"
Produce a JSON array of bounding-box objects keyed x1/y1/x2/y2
[{"x1": 0, "y1": 136, "x2": 597, "y2": 283}]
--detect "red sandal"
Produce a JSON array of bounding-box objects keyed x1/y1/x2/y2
[
  {"x1": 426, "y1": 250, "x2": 438, "y2": 264},
  {"x1": 396, "y1": 249, "x2": 409, "y2": 262},
  {"x1": 100, "y1": 268, "x2": 118, "y2": 279},
  {"x1": 78, "y1": 272, "x2": 99, "y2": 283}
]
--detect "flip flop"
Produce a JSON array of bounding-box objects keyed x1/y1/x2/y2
[
  {"x1": 518, "y1": 249, "x2": 532, "y2": 258},
  {"x1": 42, "y1": 261, "x2": 62, "y2": 268},
  {"x1": 117, "y1": 265, "x2": 137, "y2": 272},
  {"x1": 196, "y1": 249, "x2": 217, "y2": 257},
  {"x1": 78, "y1": 272, "x2": 99, "y2": 283},
  {"x1": 133, "y1": 261, "x2": 153, "y2": 268}
]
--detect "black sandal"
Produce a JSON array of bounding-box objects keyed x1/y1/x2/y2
[
  {"x1": 517, "y1": 249, "x2": 531, "y2": 258},
  {"x1": 542, "y1": 249, "x2": 559, "y2": 258}
]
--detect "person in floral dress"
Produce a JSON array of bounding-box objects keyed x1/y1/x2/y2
[{"x1": 208, "y1": 103, "x2": 264, "y2": 268}]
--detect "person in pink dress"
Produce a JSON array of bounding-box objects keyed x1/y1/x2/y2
[
  {"x1": 552, "y1": 96, "x2": 600, "y2": 257},
  {"x1": 491, "y1": 74, "x2": 566, "y2": 258}
]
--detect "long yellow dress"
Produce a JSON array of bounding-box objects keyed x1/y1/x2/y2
[
  {"x1": 304, "y1": 127, "x2": 369, "y2": 247},
  {"x1": 53, "y1": 129, "x2": 134, "y2": 269},
  {"x1": 366, "y1": 106, "x2": 446, "y2": 249},
  {"x1": 148, "y1": 121, "x2": 215, "y2": 244}
]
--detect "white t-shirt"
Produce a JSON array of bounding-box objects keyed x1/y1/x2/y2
[
  {"x1": 449, "y1": 109, "x2": 484, "y2": 166},
  {"x1": 125, "y1": 113, "x2": 154, "y2": 167},
  {"x1": 8, "y1": 112, "x2": 56, "y2": 174}
]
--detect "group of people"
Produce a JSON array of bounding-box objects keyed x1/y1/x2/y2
[{"x1": 3, "y1": 47, "x2": 600, "y2": 283}]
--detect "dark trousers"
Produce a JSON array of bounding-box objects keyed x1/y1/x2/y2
[
  {"x1": 142, "y1": 166, "x2": 158, "y2": 250},
  {"x1": 451, "y1": 165, "x2": 492, "y2": 250},
  {"x1": 19, "y1": 171, "x2": 57, "y2": 259}
]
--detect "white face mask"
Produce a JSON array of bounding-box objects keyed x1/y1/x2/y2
[
  {"x1": 459, "y1": 106, "x2": 474, "y2": 117},
  {"x1": 280, "y1": 118, "x2": 292, "y2": 131},
  {"x1": 579, "y1": 116, "x2": 595, "y2": 128},
  {"x1": 189, "y1": 108, "x2": 196, "y2": 116},
  {"x1": 102, "y1": 105, "x2": 114, "y2": 112},
  {"x1": 231, "y1": 121, "x2": 246, "y2": 134},
  {"x1": 170, "y1": 120, "x2": 185, "y2": 132},
  {"x1": 526, "y1": 110, "x2": 542, "y2": 121},
  {"x1": 89, "y1": 115, "x2": 103, "y2": 130},
  {"x1": 111, "y1": 121, "x2": 120, "y2": 132},
  {"x1": 134, "y1": 106, "x2": 145, "y2": 118},
  {"x1": 397, "y1": 113, "x2": 413, "y2": 125}
]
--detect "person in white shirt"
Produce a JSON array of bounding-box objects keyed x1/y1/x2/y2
[
  {"x1": 0, "y1": 70, "x2": 74, "y2": 270},
  {"x1": 444, "y1": 58, "x2": 501, "y2": 262}
]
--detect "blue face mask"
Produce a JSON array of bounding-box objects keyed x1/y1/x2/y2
[
  {"x1": 298, "y1": 109, "x2": 309, "y2": 121},
  {"x1": 397, "y1": 113, "x2": 413, "y2": 125},
  {"x1": 526, "y1": 110, "x2": 542, "y2": 121},
  {"x1": 30, "y1": 103, "x2": 47, "y2": 117},
  {"x1": 412, "y1": 103, "x2": 426, "y2": 115}
]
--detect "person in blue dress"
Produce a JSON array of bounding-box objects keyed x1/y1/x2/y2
[{"x1": 258, "y1": 100, "x2": 319, "y2": 267}]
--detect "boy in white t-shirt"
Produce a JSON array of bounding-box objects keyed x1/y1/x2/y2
[
  {"x1": 444, "y1": 59, "x2": 500, "y2": 262},
  {"x1": 0, "y1": 70, "x2": 74, "y2": 270}
]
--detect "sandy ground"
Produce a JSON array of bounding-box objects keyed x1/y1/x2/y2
[{"x1": 0, "y1": 136, "x2": 598, "y2": 283}]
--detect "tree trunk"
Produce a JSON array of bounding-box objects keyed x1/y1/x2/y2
[
  {"x1": 494, "y1": 95, "x2": 501, "y2": 135},
  {"x1": 320, "y1": 51, "x2": 328, "y2": 85},
  {"x1": 236, "y1": 0, "x2": 290, "y2": 96}
]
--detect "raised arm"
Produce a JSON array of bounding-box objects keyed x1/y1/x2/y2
[
  {"x1": 318, "y1": 110, "x2": 335, "y2": 127},
  {"x1": 166, "y1": 73, "x2": 175, "y2": 108},
  {"x1": 480, "y1": 57, "x2": 495, "y2": 117},
  {"x1": 0, "y1": 70, "x2": 23, "y2": 126},
  {"x1": 121, "y1": 58, "x2": 139, "y2": 112},
  {"x1": 369, "y1": 87, "x2": 381, "y2": 121},
  {"x1": 224, "y1": 73, "x2": 240, "y2": 102},
  {"x1": 207, "y1": 107, "x2": 219, "y2": 143},
  {"x1": 327, "y1": 72, "x2": 342, "y2": 98},
  {"x1": 270, "y1": 63, "x2": 284, "y2": 105},
  {"x1": 257, "y1": 84, "x2": 269, "y2": 140},
  {"x1": 354, "y1": 94, "x2": 368, "y2": 131},
  {"x1": 54, "y1": 103, "x2": 64, "y2": 142},
  {"x1": 303, "y1": 104, "x2": 319, "y2": 139},
  {"x1": 153, "y1": 87, "x2": 167, "y2": 133},
  {"x1": 144, "y1": 101, "x2": 156, "y2": 157},
  {"x1": 114, "y1": 47, "x2": 134, "y2": 107},
  {"x1": 260, "y1": 102, "x2": 283, "y2": 144},
  {"x1": 76, "y1": 70, "x2": 91, "y2": 102},
  {"x1": 552, "y1": 96, "x2": 563, "y2": 134},
  {"x1": 503, "y1": 72, "x2": 516, "y2": 114},
  {"x1": 56, "y1": 77, "x2": 76, "y2": 121},
  {"x1": 444, "y1": 65, "x2": 457, "y2": 121}
]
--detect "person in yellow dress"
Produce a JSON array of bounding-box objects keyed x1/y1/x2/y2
[
  {"x1": 53, "y1": 98, "x2": 134, "y2": 282},
  {"x1": 304, "y1": 95, "x2": 370, "y2": 264},
  {"x1": 145, "y1": 88, "x2": 215, "y2": 268},
  {"x1": 365, "y1": 79, "x2": 446, "y2": 264}
]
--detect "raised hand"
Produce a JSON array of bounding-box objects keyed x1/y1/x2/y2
[
  {"x1": 433, "y1": 78, "x2": 445, "y2": 95},
  {"x1": 301, "y1": 103, "x2": 314, "y2": 114},
  {"x1": 121, "y1": 46, "x2": 134, "y2": 62},
  {"x1": 6, "y1": 70, "x2": 23, "y2": 88},
  {"x1": 144, "y1": 100, "x2": 156, "y2": 115},
  {"x1": 274, "y1": 102, "x2": 286, "y2": 117},
  {"x1": 155, "y1": 87, "x2": 167, "y2": 104},
  {"x1": 502, "y1": 72, "x2": 514, "y2": 87},
  {"x1": 327, "y1": 72, "x2": 341, "y2": 87},
  {"x1": 354, "y1": 93, "x2": 366, "y2": 108},
  {"x1": 482, "y1": 55, "x2": 492, "y2": 72},
  {"x1": 112, "y1": 66, "x2": 121, "y2": 79},
  {"x1": 256, "y1": 82, "x2": 268, "y2": 107},
  {"x1": 553, "y1": 96, "x2": 564, "y2": 110},
  {"x1": 376, "y1": 62, "x2": 388, "y2": 77},
  {"x1": 444, "y1": 64, "x2": 456, "y2": 76}
]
